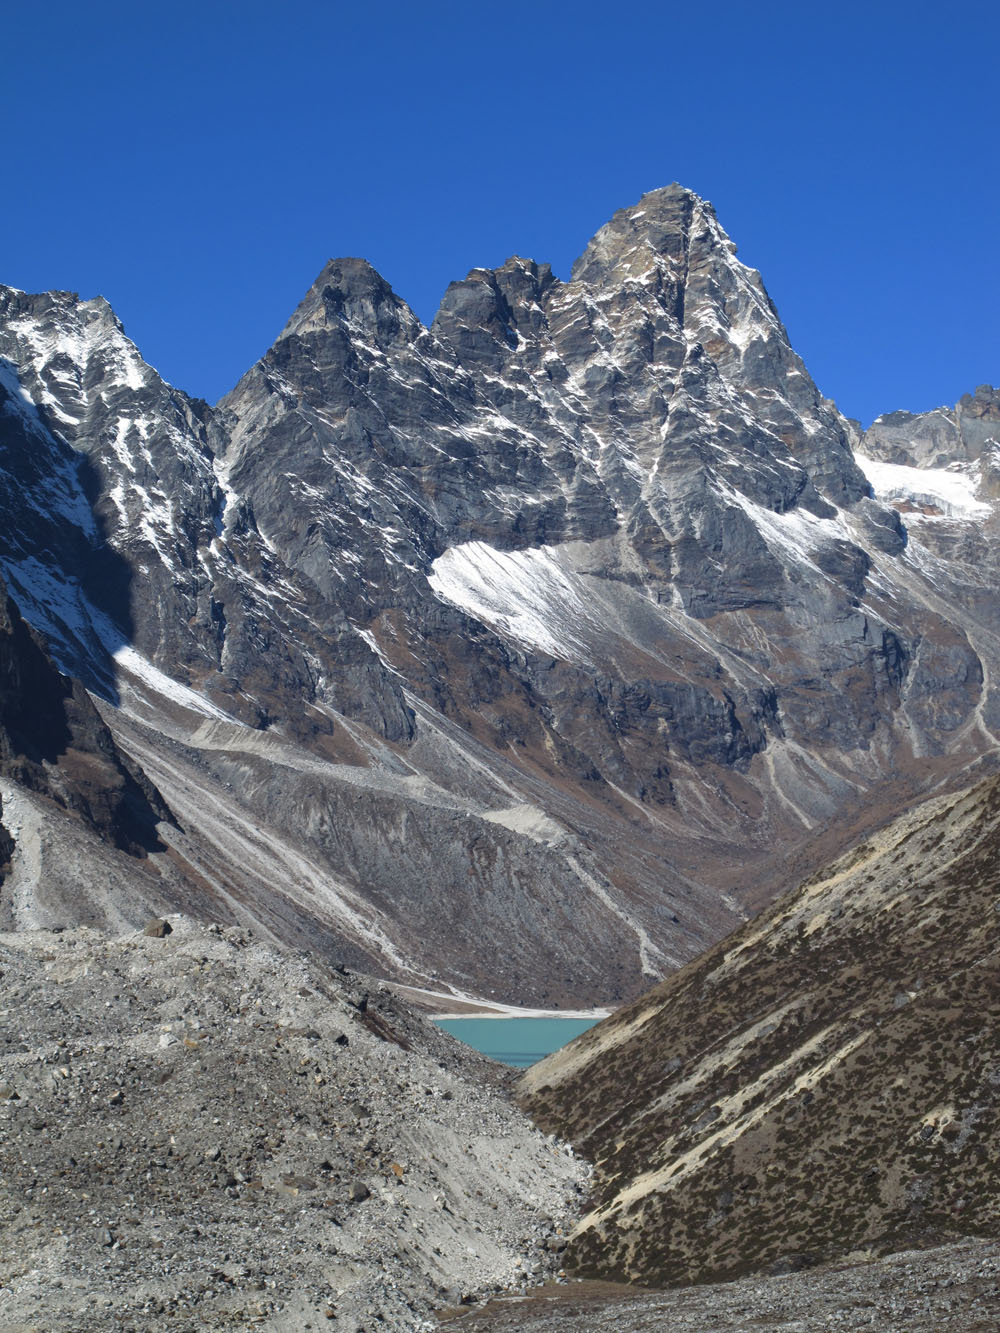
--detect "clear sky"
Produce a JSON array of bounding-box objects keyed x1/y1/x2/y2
[{"x1": 2, "y1": 0, "x2": 996, "y2": 425}]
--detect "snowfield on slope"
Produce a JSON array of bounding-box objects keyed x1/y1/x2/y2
[
  {"x1": 428, "y1": 541, "x2": 599, "y2": 659},
  {"x1": 854, "y1": 452, "x2": 992, "y2": 519}
]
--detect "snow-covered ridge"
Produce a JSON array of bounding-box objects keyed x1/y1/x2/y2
[
  {"x1": 855, "y1": 452, "x2": 992, "y2": 520},
  {"x1": 4, "y1": 295, "x2": 149, "y2": 412}
]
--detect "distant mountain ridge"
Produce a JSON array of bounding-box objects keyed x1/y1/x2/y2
[{"x1": 0, "y1": 185, "x2": 997, "y2": 1004}]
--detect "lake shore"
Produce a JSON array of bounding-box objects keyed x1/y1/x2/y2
[{"x1": 388, "y1": 981, "x2": 612, "y2": 1021}]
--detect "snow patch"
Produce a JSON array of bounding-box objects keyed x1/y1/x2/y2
[
  {"x1": 855, "y1": 453, "x2": 991, "y2": 520},
  {"x1": 354, "y1": 627, "x2": 404, "y2": 677},
  {"x1": 0, "y1": 553, "x2": 232, "y2": 723},
  {"x1": 111, "y1": 646, "x2": 232, "y2": 720},
  {"x1": 427, "y1": 541, "x2": 596, "y2": 659},
  {"x1": 723, "y1": 488, "x2": 848, "y2": 575}
]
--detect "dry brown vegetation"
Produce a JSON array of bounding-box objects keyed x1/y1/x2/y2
[{"x1": 519, "y1": 772, "x2": 1000, "y2": 1287}]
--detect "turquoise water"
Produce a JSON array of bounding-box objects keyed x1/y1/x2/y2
[{"x1": 435, "y1": 1016, "x2": 599, "y2": 1068}]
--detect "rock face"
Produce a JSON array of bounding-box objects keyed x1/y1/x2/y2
[
  {"x1": 1, "y1": 186, "x2": 999, "y2": 1002},
  {"x1": 519, "y1": 770, "x2": 1000, "y2": 1287},
  {"x1": 862, "y1": 384, "x2": 1000, "y2": 469},
  {"x1": 0, "y1": 568, "x2": 167, "y2": 857}
]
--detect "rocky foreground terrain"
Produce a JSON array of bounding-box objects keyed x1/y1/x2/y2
[
  {"x1": 7, "y1": 819, "x2": 1000, "y2": 1333},
  {"x1": 0, "y1": 920, "x2": 586, "y2": 1331}
]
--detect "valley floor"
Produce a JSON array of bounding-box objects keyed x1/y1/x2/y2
[{"x1": 461, "y1": 1237, "x2": 1000, "y2": 1331}]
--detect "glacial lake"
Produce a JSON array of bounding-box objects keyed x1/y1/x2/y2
[{"x1": 435, "y1": 1016, "x2": 599, "y2": 1068}]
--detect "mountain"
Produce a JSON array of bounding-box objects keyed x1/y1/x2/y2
[
  {"x1": 0, "y1": 185, "x2": 998, "y2": 1004},
  {"x1": 519, "y1": 769, "x2": 1000, "y2": 1286}
]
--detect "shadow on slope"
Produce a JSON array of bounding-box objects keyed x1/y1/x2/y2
[
  {"x1": 0, "y1": 575, "x2": 169, "y2": 854},
  {"x1": 0, "y1": 358, "x2": 170, "y2": 853},
  {"x1": 0, "y1": 355, "x2": 138, "y2": 707}
]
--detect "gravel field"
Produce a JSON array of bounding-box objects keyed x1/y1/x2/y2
[{"x1": 0, "y1": 919, "x2": 587, "y2": 1331}]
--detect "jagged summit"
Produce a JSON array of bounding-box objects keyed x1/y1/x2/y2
[
  {"x1": 571, "y1": 183, "x2": 725, "y2": 280},
  {"x1": 282, "y1": 185, "x2": 758, "y2": 374},
  {"x1": 0, "y1": 283, "x2": 142, "y2": 355},
  {"x1": 279, "y1": 255, "x2": 421, "y2": 345}
]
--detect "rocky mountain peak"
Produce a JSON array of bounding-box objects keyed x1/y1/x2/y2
[
  {"x1": 0, "y1": 283, "x2": 153, "y2": 440},
  {"x1": 567, "y1": 186, "x2": 810, "y2": 403},
  {"x1": 570, "y1": 183, "x2": 717, "y2": 284},
  {"x1": 280, "y1": 256, "x2": 423, "y2": 349}
]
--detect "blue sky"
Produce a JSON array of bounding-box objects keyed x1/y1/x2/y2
[{"x1": 2, "y1": 0, "x2": 996, "y2": 425}]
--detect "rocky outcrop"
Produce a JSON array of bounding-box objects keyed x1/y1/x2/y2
[
  {"x1": 0, "y1": 570, "x2": 168, "y2": 855},
  {"x1": 0, "y1": 793, "x2": 13, "y2": 879},
  {"x1": 520, "y1": 770, "x2": 1000, "y2": 1286},
  {"x1": 862, "y1": 384, "x2": 1000, "y2": 469}
]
